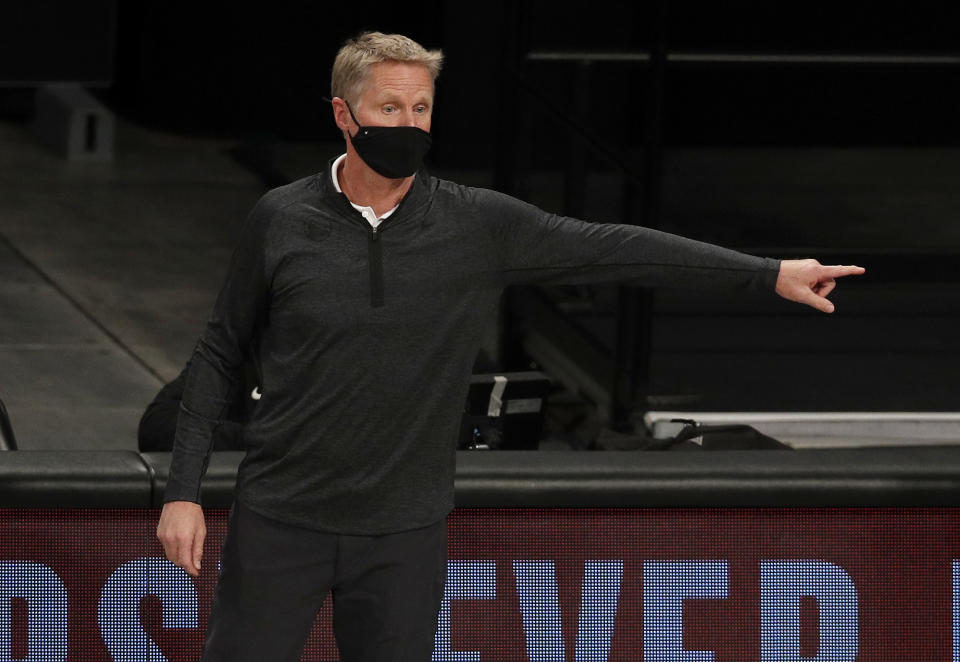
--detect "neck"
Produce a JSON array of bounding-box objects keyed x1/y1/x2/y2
[{"x1": 339, "y1": 152, "x2": 414, "y2": 218}]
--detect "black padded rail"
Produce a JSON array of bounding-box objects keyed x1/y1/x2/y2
[
  {"x1": 453, "y1": 447, "x2": 960, "y2": 507},
  {"x1": 3, "y1": 447, "x2": 960, "y2": 509},
  {"x1": 0, "y1": 450, "x2": 152, "y2": 508}
]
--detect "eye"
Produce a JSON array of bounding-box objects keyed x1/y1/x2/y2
[
  {"x1": 382, "y1": 104, "x2": 396, "y2": 113},
  {"x1": 414, "y1": 105, "x2": 428, "y2": 114}
]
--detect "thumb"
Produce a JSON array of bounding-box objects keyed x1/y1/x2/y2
[
  {"x1": 805, "y1": 291, "x2": 835, "y2": 313},
  {"x1": 194, "y1": 533, "x2": 204, "y2": 570}
]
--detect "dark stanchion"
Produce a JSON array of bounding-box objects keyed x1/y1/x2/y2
[{"x1": 0, "y1": 397, "x2": 16, "y2": 450}]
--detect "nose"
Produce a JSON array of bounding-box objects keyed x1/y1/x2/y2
[{"x1": 400, "y1": 109, "x2": 418, "y2": 127}]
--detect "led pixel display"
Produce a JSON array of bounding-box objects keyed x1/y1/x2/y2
[{"x1": 0, "y1": 507, "x2": 958, "y2": 660}]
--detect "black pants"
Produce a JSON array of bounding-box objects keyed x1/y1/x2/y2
[{"x1": 201, "y1": 498, "x2": 448, "y2": 662}]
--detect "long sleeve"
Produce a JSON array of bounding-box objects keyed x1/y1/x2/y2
[
  {"x1": 476, "y1": 188, "x2": 781, "y2": 291},
  {"x1": 162, "y1": 197, "x2": 273, "y2": 505}
]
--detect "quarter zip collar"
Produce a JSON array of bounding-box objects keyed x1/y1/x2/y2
[
  {"x1": 318, "y1": 156, "x2": 432, "y2": 233},
  {"x1": 330, "y1": 153, "x2": 398, "y2": 229},
  {"x1": 314, "y1": 156, "x2": 434, "y2": 308}
]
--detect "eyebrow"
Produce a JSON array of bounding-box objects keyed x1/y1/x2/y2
[
  {"x1": 372, "y1": 89, "x2": 433, "y2": 104},
  {"x1": 376, "y1": 97, "x2": 432, "y2": 106}
]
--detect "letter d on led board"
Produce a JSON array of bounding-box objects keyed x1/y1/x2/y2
[{"x1": 760, "y1": 560, "x2": 858, "y2": 662}]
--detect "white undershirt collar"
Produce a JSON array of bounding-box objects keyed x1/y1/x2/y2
[{"x1": 331, "y1": 153, "x2": 402, "y2": 229}]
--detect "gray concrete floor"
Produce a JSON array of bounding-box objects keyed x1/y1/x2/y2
[
  {"x1": 0, "y1": 118, "x2": 273, "y2": 449},
  {"x1": 2, "y1": 114, "x2": 959, "y2": 450}
]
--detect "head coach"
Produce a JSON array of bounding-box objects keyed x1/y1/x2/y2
[{"x1": 156, "y1": 30, "x2": 865, "y2": 662}]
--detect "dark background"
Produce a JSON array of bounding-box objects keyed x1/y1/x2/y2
[
  {"x1": 2, "y1": 0, "x2": 959, "y2": 426},
  {"x1": 5, "y1": 1, "x2": 959, "y2": 160}
]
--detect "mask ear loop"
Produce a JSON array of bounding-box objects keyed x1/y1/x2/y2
[{"x1": 323, "y1": 96, "x2": 365, "y2": 139}]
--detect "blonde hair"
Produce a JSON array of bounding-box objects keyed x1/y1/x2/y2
[{"x1": 331, "y1": 31, "x2": 444, "y2": 107}]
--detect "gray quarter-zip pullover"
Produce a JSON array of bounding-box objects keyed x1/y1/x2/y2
[{"x1": 163, "y1": 160, "x2": 781, "y2": 534}]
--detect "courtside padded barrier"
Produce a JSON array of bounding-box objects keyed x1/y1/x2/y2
[
  {"x1": 1, "y1": 447, "x2": 960, "y2": 508},
  {"x1": 0, "y1": 451, "x2": 150, "y2": 507}
]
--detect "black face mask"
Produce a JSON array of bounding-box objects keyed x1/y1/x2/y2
[{"x1": 343, "y1": 100, "x2": 432, "y2": 179}]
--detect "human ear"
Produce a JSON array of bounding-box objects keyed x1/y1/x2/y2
[{"x1": 331, "y1": 97, "x2": 350, "y2": 132}]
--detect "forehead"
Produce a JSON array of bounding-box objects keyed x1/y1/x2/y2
[{"x1": 360, "y1": 61, "x2": 434, "y2": 101}]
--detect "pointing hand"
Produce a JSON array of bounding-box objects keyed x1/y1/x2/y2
[{"x1": 775, "y1": 259, "x2": 866, "y2": 313}]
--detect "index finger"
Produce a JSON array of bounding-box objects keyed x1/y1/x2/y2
[{"x1": 821, "y1": 265, "x2": 866, "y2": 278}]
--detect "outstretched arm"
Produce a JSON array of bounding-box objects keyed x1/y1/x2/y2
[
  {"x1": 472, "y1": 186, "x2": 866, "y2": 307},
  {"x1": 475, "y1": 188, "x2": 781, "y2": 292},
  {"x1": 775, "y1": 259, "x2": 866, "y2": 313}
]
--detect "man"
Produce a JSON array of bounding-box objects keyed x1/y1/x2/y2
[{"x1": 157, "y1": 31, "x2": 864, "y2": 662}]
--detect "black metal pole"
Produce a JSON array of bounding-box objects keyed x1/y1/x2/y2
[
  {"x1": 610, "y1": 0, "x2": 666, "y2": 429},
  {"x1": 562, "y1": 59, "x2": 591, "y2": 219},
  {"x1": 496, "y1": 0, "x2": 531, "y2": 370},
  {"x1": 493, "y1": 0, "x2": 526, "y2": 197}
]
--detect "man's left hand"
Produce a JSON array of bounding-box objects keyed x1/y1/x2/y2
[{"x1": 775, "y1": 259, "x2": 866, "y2": 313}]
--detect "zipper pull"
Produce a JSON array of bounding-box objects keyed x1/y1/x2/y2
[{"x1": 368, "y1": 223, "x2": 384, "y2": 307}]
